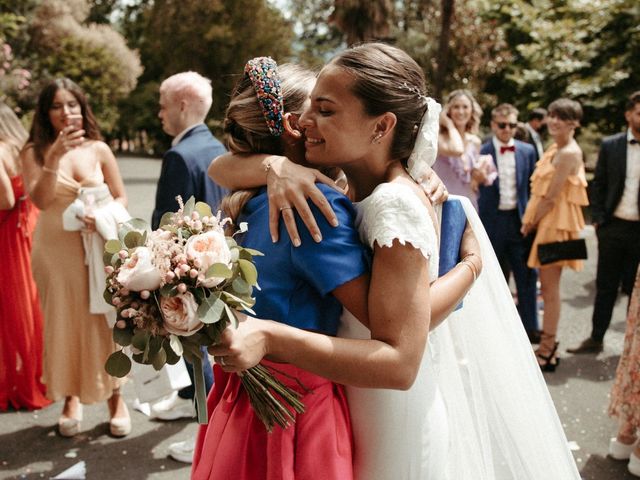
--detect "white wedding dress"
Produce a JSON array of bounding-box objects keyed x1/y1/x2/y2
[{"x1": 339, "y1": 185, "x2": 581, "y2": 479}]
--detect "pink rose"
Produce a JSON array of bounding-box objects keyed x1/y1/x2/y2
[
  {"x1": 116, "y1": 246, "x2": 163, "y2": 292},
  {"x1": 160, "y1": 292, "x2": 202, "y2": 336},
  {"x1": 184, "y1": 230, "x2": 231, "y2": 287}
]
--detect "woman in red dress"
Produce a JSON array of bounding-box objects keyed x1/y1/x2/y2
[{"x1": 0, "y1": 102, "x2": 50, "y2": 411}]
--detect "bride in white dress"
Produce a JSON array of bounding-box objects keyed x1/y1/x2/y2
[{"x1": 210, "y1": 44, "x2": 581, "y2": 479}]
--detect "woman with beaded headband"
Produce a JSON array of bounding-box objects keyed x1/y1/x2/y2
[
  {"x1": 193, "y1": 56, "x2": 481, "y2": 479},
  {"x1": 206, "y1": 44, "x2": 581, "y2": 479}
]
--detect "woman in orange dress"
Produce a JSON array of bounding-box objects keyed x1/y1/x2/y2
[
  {"x1": 0, "y1": 102, "x2": 51, "y2": 411},
  {"x1": 521, "y1": 98, "x2": 588, "y2": 371}
]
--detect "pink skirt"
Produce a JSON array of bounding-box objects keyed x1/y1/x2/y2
[{"x1": 192, "y1": 360, "x2": 354, "y2": 480}]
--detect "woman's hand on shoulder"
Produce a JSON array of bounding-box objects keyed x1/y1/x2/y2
[
  {"x1": 415, "y1": 166, "x2": 448, "y2": 205},
  {"x1": 267, "y1": 156, "x2": 342, "y2": 246}
]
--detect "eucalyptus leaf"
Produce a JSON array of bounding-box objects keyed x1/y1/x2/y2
[
  {"x1": 183, "y1": 196, "x2": 196, "y2": 216},
  {"x1": 169, "y1": 334, "x2": 184, "y2": 356},
  {"x1": 226, "y1": 237, "x2": 238, "y2": 248},
  {"x1": 163, "y1": 342, "x2": 181, "y2": 365},
  {"x1": 105, "y1": 239, "x2": 122, "y2": 254},
  {"x1": 105, "y1": 350, "x2": 132, "y2": 378},
  {"x1": 132, "y1": 330, "x2": 150, "y2": 351},
  {"x1": 224, "y1": 304, "x2": 238, "y2": 328},
  {"x1": 206, "y1": 263, "x2": 233, "y2": 279},
  {"x1": 124, "y1": 231, "x2": 143, "y2": 249},
  {"x1": 232, "y1": 277, "x2": 251, "y2": 295},
  {"x1": 242, "y1": 247, "x2": 264, "y2": 257},
  {"x1": 195, "y1": 201, "x2": 213, "y2": 218},
  {"x1": 152, "y1": 348, "x2": 167, "y2": 371},
  {"x1": 103, "y1": 250, "x2": 115, "y2": 267},
  {"x1": 198, "y1": 294, "x2": 225, "y2": 324},
  {"x1": 160, "y1": 284, "x2": 177, "y2": 297},
  {"x1": 103, "y1": 288, "x2": 113, "y2": 305},
  {"x1": 113, "y1": 326, "x2": 133, "y2": 346},
  {"x1": 159, "y1": 211, "x2": 174, "y2": 227},
  {"x1": 238, "y1": 259, "x2": 258, "y2": 285}
]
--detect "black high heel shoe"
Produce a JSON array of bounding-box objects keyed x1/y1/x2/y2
[{"x1": 536, "y1": 341, "x2": 560, "y2": 372}]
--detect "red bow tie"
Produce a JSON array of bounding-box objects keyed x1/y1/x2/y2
[{"x1": 500, "y1": 145, "x2": 515, "y2": 154}]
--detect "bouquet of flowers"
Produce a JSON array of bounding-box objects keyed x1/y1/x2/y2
[{"x1": 103, "y1": 196, "x2": 304, "y2": 430}]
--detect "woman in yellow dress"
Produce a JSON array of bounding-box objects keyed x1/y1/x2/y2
[{"x1": 521, "y1": 98, "x2": 589, "y2": 371}]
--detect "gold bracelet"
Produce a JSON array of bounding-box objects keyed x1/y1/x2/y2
[
  {"x1": 42, "y1": 165, "x2": 58, "y2": 175},
  {"x1": 460, "y1": 259, "x2": 478, "y2": 282}
]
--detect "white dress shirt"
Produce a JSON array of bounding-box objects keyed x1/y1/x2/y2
[
  {"x1": 494, "y1": 137, "x2": 518, "y2": 210},
  {"x1": 525, "y1": 123, "x2": 544, "y2": 159},
  {"x1": 613, "y1": 129, "x2": 640, "y2": 221}
]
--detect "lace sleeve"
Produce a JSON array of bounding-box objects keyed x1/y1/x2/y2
[{"x1": 357, "y1": 183, "x2": 438, "y2": 276}]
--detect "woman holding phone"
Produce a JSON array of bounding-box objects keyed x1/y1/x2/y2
[{"x1": 21, "y1": 78, "x2": 131, "y2": 437}]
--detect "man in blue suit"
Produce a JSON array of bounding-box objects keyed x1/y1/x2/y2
[
  {"x1": 478, "y1": 104, "x2": 539, "y2": 340},
  {"x1": 151, "y1": 71, "x2": 228, "y2": 463}
]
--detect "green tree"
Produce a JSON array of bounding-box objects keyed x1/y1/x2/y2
[{"x1": 118, "y1": 0, "x2": 294, "y2": 153}]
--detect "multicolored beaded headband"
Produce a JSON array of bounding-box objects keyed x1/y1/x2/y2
[{"x1": 244, "y1": 57, "x2": 284, "y2": 136}]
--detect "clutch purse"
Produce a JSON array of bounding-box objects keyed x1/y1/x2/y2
[{"x1": 537, "y1": 239, "x2": 587, "y2": 265}]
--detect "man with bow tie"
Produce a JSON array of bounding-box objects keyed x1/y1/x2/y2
[
  {"x1": 478, "y1": 103, "x2": 539, "y2": 340},
  {"x1": 568, "y1": 91, "x2": 640, "y2": 354}
]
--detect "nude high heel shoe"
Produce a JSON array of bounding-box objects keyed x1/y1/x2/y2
[
  {"x1": 109, "y1": 392, "x2": 131, "y2": 437},
  {"x1": 58, "y1": 404, "x2": 83, "y2": 437}
]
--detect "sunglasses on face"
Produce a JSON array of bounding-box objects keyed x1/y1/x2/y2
[{"x1": 496, "y1": 122, "x2": 518, "y2": 129}]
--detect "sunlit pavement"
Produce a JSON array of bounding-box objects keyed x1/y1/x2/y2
[{"x1": 0, "y1": 155, "x2": 634, "y2": 479}]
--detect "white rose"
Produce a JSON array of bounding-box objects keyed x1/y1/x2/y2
[
  {"x1": 184, "y1": 230, "x2": 231, "y2": 288},
  {"x1": 116, "y1": 246, "x2": 163, "y2": 292},
  {"x1": 160, "y1": 292, "x2": 202, "y2": 336}
]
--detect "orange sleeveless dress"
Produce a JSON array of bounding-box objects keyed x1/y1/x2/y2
[{"x1": 522, "y1": 144, "x2": 589, "y2": 270}]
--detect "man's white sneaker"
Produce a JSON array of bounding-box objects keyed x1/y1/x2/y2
[
  {"x1": 169, "y1": 439, "x2": 195, "y2": 464},
  {"x1": 151, "y1": 392, "x2": 195, "y2": 420}
]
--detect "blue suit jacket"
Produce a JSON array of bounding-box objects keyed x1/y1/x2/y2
[
  {"x1": 152, "y1": 124, "x2": 229, "y2": 229},
  {"x1": 477, "y1": 139, "x2": 536, "y2": 240}
]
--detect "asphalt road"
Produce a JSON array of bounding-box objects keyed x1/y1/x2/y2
[{"x1": 0, "y1": 154, "x2": 635, "y2": 480}]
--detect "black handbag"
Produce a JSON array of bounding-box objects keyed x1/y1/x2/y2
[{"x1": 537, "y1": 238, "x2": 587, "y2": 265}]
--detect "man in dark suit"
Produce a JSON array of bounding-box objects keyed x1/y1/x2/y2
[
  {"x1": 568, "y1": 91, "x2": 640, "y2": 354},
  {"x1": 151, "y1": 71, "x2": 228, "y2": 463},
  {"x1": 478, "y1": 103, "x2": 539, "y2": 340},
  {"x1": 524, "y1": 108, "x2": 547, "y2": 162}
]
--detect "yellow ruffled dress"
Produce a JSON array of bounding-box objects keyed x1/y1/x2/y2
[{"x1": 522, "y1": 144, "x2": 589, "y2": 270}]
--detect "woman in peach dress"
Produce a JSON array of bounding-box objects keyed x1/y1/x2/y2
[
  {"x1": 521, "y1": 98, "x2": 588, "y2": 371},
  {"x1": 21, "y1": 78, "x2": 131, "y2": 437}
]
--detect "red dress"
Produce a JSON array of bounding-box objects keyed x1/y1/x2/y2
[
  {"x1": 0, "y1": 176, "x2": 50, "y2": 410},
  {"x1": 192, "y1": 361, "x2": 354, "y2": 480}
]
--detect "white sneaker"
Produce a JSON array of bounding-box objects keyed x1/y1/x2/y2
[
  {"x1": 610, "y1": 436, "x2": 637, "y2": 460},
  {"x1": 150, "y1": 392, "x2": 195, "y2": 420},
  {"x1": 629, "y1": 452, "x2": 640, "y2": 477},
  {"x1": 169, "y1": 439, "x2": 195, "y2": 464}
]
